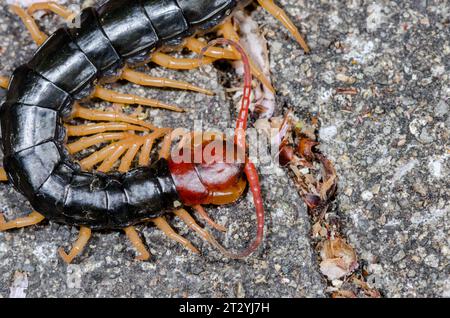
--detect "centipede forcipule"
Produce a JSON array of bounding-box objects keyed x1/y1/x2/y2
[{"x1": 0, "y1": 0, "x2": 309, "y2": 263}]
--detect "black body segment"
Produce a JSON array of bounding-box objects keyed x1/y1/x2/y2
[
  {"x1": 30, "y1": 162, "x2": 76, "y2": 222},
  {"x1": 142, "y1": 0, "x2": 189, "y2": 40},
  {"x1": 68, "y1": 7, "x2": 123, "y2": 78},
  {"x1": 3, "y1": 141, "x2": 62, "y2": 199},
  {"x1": 63, "y1": 172, "x2": 110, "y2": 226},
  {"x1": 1, "y1": 103, "x2": 58, "y2": 156},
  {"x1": 122, "y1": 160, "x2": 179, "y2": 214},
  {"x1": 27, "y1": 28, "x2": 97, "y2": 96},
  {"x1": 176, "y1": 0, "x2": 237, "y2": 29},
  {"x1": 6, "y1": 66, "x2": 73, "y2": 112},
  {"x1": 97, "y1": 0, "x2": 159, "y2": 58},
  {"x1": 1, "y1": 0, "x2": 248, "y2": 229}
]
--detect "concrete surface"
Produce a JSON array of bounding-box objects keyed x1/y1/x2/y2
[{"x1": 0, "y1": 0, "x2": 448, "y2": 298}]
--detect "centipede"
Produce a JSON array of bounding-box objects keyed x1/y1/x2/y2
[{"x1": 0, "y1": 0, "x2": 309, "y2": 263}]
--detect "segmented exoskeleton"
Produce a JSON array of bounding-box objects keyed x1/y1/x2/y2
[{"x1": 0, "y1": 0, "x2": 309, "y2": 263}]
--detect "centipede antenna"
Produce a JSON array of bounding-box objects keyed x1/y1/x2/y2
[
  {"x1": 198, "y1": 39, "x2": 265, "y2": 259},
  {"x1": 217, "y1": 21, "x2": 275, "y2": 93},
  {"x1": 199, "y1": 39, "x2": 252, "y2": 150}
]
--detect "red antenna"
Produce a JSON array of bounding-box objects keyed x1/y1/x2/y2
[{"x1": 200, "y1": 39, "x2": 265, "y2": 259}]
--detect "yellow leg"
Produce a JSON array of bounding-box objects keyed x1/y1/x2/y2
[
  {"x1": 96, "y1": 141, "x2": 133, "y2": 173},
  {"x1": 185, "y1": 38, "x2": 238, "y2": 60},
  {"x1": 0, "y1": 168, "x2": 7, "y2": 182},
  {"x1": 93, "y1": 86, "x2": 183, "y2": 112},
  {"x1": 124, "y1": 226, "x2": 151, "y2": 261},
  {"x1": 152, "y1": 217, "x2": 199, "y2": 254},
  {"x1": 121, "y1": 68, "x2": 214, "y2": 95},
  {"x1": 0, "y1": 211, "x2": 45, "y2": 231},
  {"x1": 27, "y1": 2, "x2": 76, "y2": 21},
  {"x1": 218, "y1": 21, "x2": 275, "y2": 93},
  {"x1": 158, "y1": 133, "x2": 173, "y2": 160},
  {"x1": 58, "y1": 226, "x2": 91, "y2": 264},
  {"x1": 174, "y1": 209, "x2": 219, "y2": 246},
  {"x1": 175, "y1": 130, "x2": 224, "y2": 151},
  {"x1": 135, "y1": 129, "x2": 169, "y2": 166},
  {"x1": 72, "y1": 103, "x2": 155, "y2": 130},
  {"x1": 138, "y1": 134, "x2": 157, "y2": 167},
  {"x1": 10, "y1": 5, "x2": 48, "y2": 45},
  {"x1": 66, "y1": 132, "x2": 133, "y2": 154},
  {"x1": 151, "y1": 52, "x2": 216, "y2": 70},
  {"x1": 256, "y1": 0, "x2": 310, "y2": 53},
  {"x1": 66, "y1": 122, "x2": 149, "y2": 137},
  {"x1": 174, "y1": 208, "x2": 236, "y2": 257},
  {"x1": 193, "y1": 205, "x2": 226, "y2": 232},
  {"x1": 0, "y1": 76, "x2": 9, "y2": 89},
  {"x1": 118, "y1": 143, "x2": 142, "y2": 172},
  {"x1": 79, "y1": 138, "x2": 140, "y2": 171}
]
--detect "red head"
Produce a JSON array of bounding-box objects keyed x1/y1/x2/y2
[
  {"x1": 167, "y1": 39, "x2": 264, "y2": 259},
  {"x1": 168, "y1": 139, "x2": 247, "y2": 206}
]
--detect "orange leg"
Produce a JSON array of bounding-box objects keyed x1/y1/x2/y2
[
  {"x1": 158, "y1": 133, "x2": 173, "y2": 160},
  {"x1": 137, "y1": 129, "x2": 170, "y2": 166},
  {"x1": 256, "y1": 0, "x2": 310, "y2": 53},
  {"x1": 66, "y1": 132, "x2": 133, "y2": 154},
  {"x1": 118, "y1": 142, "x2": 142, "y2": 172},
  {"x1": 78, "y1": 138, "x2": 140, "y2": 171},
  {"x1": 0, "y1": 76, "x2": 9, "y2": 89},
  {"x1": 97, "y1": 140, "x2": 134, "y2": 173},
  {"x1": 0, "y1": 168, "x2": 7, "y2": 182},
  {"x1": 9, "y1": 5, "x2": 48, "y2": 45},
  {"x1": 66, "y1": 122, "x2": 149, "y2": 137},
  {"x1": 174, "y1": 209, "x2": 219, "y2": 246},
  {"x1": 185, "y1": 38, "x2": 238, "y2": 60},
  {"x1": 151, "y1": 52, "x2": 216, "y2": 70},
  {"x1": 93, "y1": 86, "x2": 183, "y2": 112},
  {"x1": 124, "y1": 226, "x2": 151, "y2": 261},
  {"x1": 175, "y1": 130, "x2": 224, "y2": 151},
  {"x1": 121, "y1": 68, "x2": 214, "y2": 95},
  {"x1": 218, "y1": 21, "x2": 275, "y2": 93},
  {"x1": 137, "y1": 135, "x2": 157, "y2": 167},
  {"x1": 72, "y1": 104, "x2": 155, "y2": 130},
  {"x1": 0, "y1": 211, "x2": 45, "y2": 231},
  {"x1": 152, "y1": 217, "x2": 199, "y2": 254},
  {"x1": 193, "y1": 205, "x2": 226, "y2": 232},
  {"x1": 27, "y1": 2, "x2": 76, "y2": 21},
  {"x1": 174, "y1": 208, "x2": 235, "y2": 258},
  {"x1": 58, "y1": 226, "x2": 91, "y2": 264}
]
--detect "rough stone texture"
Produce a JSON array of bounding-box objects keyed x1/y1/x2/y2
[{"x1": 0, "y1": 0, "x2": 448, "y2": 298}]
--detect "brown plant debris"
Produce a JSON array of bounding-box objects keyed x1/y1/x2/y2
[{"x1": 257, "y1": 112, "x2": 382, "y2": 298}]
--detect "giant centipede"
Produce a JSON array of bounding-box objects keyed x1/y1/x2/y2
[{"x1": 0, "y1": 0, "x2": 308, "y2": 263}]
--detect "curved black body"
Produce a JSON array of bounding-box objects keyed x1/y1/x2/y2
[{"x1": 0, "y1": 0, "x2": 246, "y2": 229}]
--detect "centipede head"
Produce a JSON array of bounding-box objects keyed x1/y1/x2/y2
[
  {"x1": 169, "y1": 39, "x2": 265, "y2": 259},
  {"x1": 168, "y1": 138, "x2": 247, "y2": 206}
]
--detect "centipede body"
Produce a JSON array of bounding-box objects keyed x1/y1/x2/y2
[
  {"x1": 1, "y1": 0, "x2": 251, "y2": 230},
  {"x1": 0, "y1": 0, "x2": 308, "y2": 261}
]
